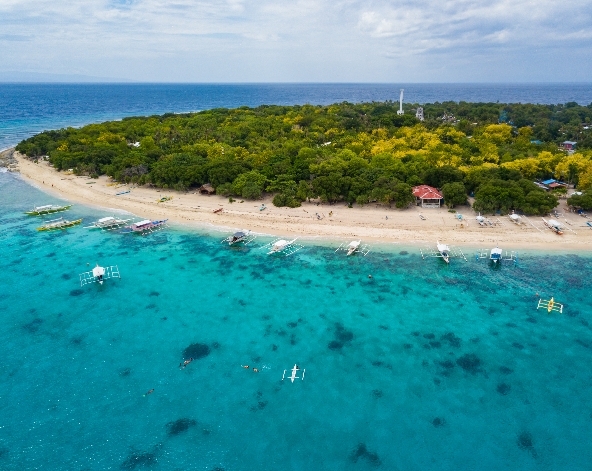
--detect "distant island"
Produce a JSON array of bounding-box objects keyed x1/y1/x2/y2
[{"x1": 16, "y1": 101, "x2": 592, "y2": 214}]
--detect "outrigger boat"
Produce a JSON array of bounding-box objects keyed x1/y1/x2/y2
[
  {"x1": 262, "y1": 238, "x2": 303, "y2": 256},
  {"x1": 542, "y1": 218, "x2": 564, "y2": 235},
  {"x1": 122, "y1": 219, "x2": 168, "y2": 235},
  {"x1": 84, "y1": 216, "x2": 131, "y2": 230},
  {"x1": 26, "y1": 204, "x2": 71, "y2": 216},
  {"x1": 420, "y1": 240, "x2": 467, "y2": 264},
  {"x1": 79, "y1": 263, "x2": 121, "y2": 286},
  {"x1": 335, "y1": 240, "x2": 370, "y2": 257},
  {"x1": 37, "y1": 217, "x2": 82, "y2": 231},
  {"x1": 509, "y1": 212, "x2": 523, "y2": 225},
  {"x1": 537, "y1": 297, "x2": 564, "y2": 314},
  {"x1": 476, "y1": 246, "x2": 518, "y2": 265},
  {"x1": 282, "y1": 364, "x2": 305, "y2": 383},
  {"x1": 221, "y1": 230, "x2": 256, "y2": 246}
]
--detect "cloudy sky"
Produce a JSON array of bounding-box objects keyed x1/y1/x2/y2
[{"x1": 1, "y1": 0, "x2": 591, "y2": 82}]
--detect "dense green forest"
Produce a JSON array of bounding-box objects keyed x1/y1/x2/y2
[{"x1": 16, "y1": 101, "x2": 592, "y2": 214}]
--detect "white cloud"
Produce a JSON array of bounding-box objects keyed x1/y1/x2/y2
[{"x1": 0, "y1": 0, "x2": 591, "y2": 81}]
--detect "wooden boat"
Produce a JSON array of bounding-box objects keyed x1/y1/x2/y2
[
  {"x1": 542, "y1": 218, "x2": 563, "y2": 235},
  {"x1": 222, "y1": 230, "x2": 256, "y2": 246},
  {"x1": 537, "y1": 297, "x2": 563, "y2": 314},
  {"x1": 419, "y1": 214, "x2": 426, "y2": 220},
  {"x1": 37, "y1": 217, "x2": 82, "y2": 231},
  {"x1": 436, "y1": 241, "x2": 451, "y2": 264},
  {"x1": 213, "y1": 208, "x2": 223, "y2": 214},
  {"x1": 157, "y1": 196, "x2": 173, "y2": 203},
  {"x1": 26, "y1": 204, "x2": 71, "y2": 216},
  {"x1": 84, "y1": 216, "x2": 131, "y2": 230},
  {"x1": 123, "y1": 219, "x2": 168, "y2": 235}
]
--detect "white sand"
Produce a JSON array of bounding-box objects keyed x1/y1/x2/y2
[{"x1": 15, "y1": 152, "x2": 592, "y2": 252}]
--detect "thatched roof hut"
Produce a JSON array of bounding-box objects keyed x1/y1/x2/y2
[{"x1": 198, "y1": 183, "x2": 215, "y2": 195}]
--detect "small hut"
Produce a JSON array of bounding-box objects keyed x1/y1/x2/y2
[
  {"x1": 413, "y1": 185, "x2": 443, "y2": 208},
  {"x1": 198, "y1": 183, "x2": 215, "y2": 195}
]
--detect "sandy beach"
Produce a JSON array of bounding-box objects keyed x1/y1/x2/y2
[{"x1": 13, "y1": 151, "x2": 592, "y2": 251}]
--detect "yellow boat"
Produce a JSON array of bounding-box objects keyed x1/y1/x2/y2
[
  {"x1": 37, "y1": 218, "x2": 82, "y2": 231},
  {"x1": 537, "y1": 296, "x2": 563, "y2": 314}
]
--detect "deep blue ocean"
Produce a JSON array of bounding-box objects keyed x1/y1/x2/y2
[
  {"x1": 2, "y1": 83, "x2": 592, "y2": 151},
  {"x1": 1, "y1": 84, "x2": 592, "y2": 470}
]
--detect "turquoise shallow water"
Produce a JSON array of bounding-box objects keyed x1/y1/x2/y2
[{"x1": 1, "y1": 171, "x2": 592, "y2": 470}]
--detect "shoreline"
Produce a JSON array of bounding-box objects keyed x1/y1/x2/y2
[{"x1": 13, "y1": 150, "x2": 592, "y2": 252}]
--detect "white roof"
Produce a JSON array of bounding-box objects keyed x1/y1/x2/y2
[
  {"x1": 348, "y1": 240, "x2": 361, "y2": 248},
  {"x1": 92, "y1": 266, "x2": 105, "y2": 276},
  {"x1": 135, "y1": 219, "x2": 152, "y2": 227},
  {"x1": 491, "y1": 247, "x2": 503, "y2": 255},
  {"x1": 548, "y1": 219, "x2": 562, "y2": 227},
  {"x1": 509, "y1": 214, "x2": 521, "y2": 220},
  {"x1": 98, "y1": 216, "x2": 116, "y2": 223},
  {"x1": 36, "y1": 205, "x2": 53, "y2": 210},
  {"x1": 437, "y1": 243, "x2": 450, "y2": 251}
]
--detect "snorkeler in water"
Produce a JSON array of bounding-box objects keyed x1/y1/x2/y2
[
  {"x1": 241, "y1": 365, "x2": 249, "y2": 369},
  {"x1": 143, "y1": 389, "x2": 154, "y2": 397},
  {"x1": 253, "y1": 368, "x2": 259, "y2": 373}
]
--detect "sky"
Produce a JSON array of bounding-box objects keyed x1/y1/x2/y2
[{"x1": 1, "y1": 0, "x2": 592, "y2": 82}]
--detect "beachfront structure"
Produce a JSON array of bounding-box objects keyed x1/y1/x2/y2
[
  {"x1": 561, "y1": 141, "x2": 577, "y2": 151},
  {"x1": 413, "y1": 185, "x2": 444, "y2": 208},
  {"x1": 538, "y1": 179, "x2": 567, "y2": 191},
  {"x1": 198, "y1": 184, "x2": 215, "y2": 195}
]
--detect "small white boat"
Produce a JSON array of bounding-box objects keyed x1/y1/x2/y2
[
  {"x1": 476, "y1": 213, "x2": 485, "y2": 226},
  {"x1": 543, "y1": 218, "x2": 563, "y2": 235},
  {"x1": 263, "y1": 238, "x2": 303, "y2": 256},
  {"x1": 269, "y1": 239, "x2": 291, "y2": 254},
  {"x1": 92, "y1": 264, "x2": 106, "y2": 284},
  {"x1": 282, "y1": 364, "x2": 305, "y2": 383},
  {"x1": 347, "y1": 240, "x2": 361, "y2": 256},
  {"x1": 437, "y1": 240, "x2": 450, "y2": 264},
  {"x1": 490, "y1": 246, "x2": 503, "y2": 263},
  {"x1": 79, "y1": 264, "x2": 121, "y2": 286},
  {"x1": 222, "y1": 230, "x2": 256, "y2": 246},
  {"x1": 509, "y1": 213, "x2": 522, "y2": 225}
]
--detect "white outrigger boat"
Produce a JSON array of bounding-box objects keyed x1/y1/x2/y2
[
  {"x1": 84, "y1": 216, "x2": 131, "y2": 230},
  {"x1": 475, "y1": 246, "x2": 518, "y2": 265},
  {"x1": 221, "y1": 230, "x2": 256, "y2": 246},
  {"x1": 420, "y1": 240, "x2": 467, "y2": 264},
  {"x1": 282, "y1": 364, "x2": 305, "y2": 383},
  {"x1": 509, "y1": 212, "x2": 523, "y2": 225},
  {"x1": 542, "y1": 218, "x2": 564, "y2": 235},
  {"x1": 262, "y1": 238, "x2": 303, "y2": 256},
  {"x1": 26, "y1": 204, "x2": 71, "y2": 216},
  {"x1": 335, "y1": 240, "x2": 370, "y2": 256},
  {"x1": 79, "y1": 263, "x2": 121, "y2": 286},
  {"x1": 537, "y1": 297, "x2": 563, "y2": 314},
  {"x1": 122, "y1": 219, "x2": 168, "y2": 235}
]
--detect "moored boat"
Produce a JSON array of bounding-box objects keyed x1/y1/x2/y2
[
  {"x1": 37, "y1": 217, "x2": 82, "y2": 231},
  {"x1": 123, "y1": 219, "x2": 168, "y2": 235},
  {"x1": 26, "y1": 204, "x2": 72, "y2": 216}
]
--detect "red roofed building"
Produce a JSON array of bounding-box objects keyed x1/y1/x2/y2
[{"x1": 413, "y1": 185, "x2": 444, "y2": 208}]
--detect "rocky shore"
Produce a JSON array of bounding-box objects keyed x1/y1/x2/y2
[{"x1": 0, "y1": 148, "x2": 19, "y2": 171}]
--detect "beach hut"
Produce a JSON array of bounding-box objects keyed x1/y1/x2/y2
[
  {"x1": 413, "y1": 185, "x2": 444, "y2": 208},
  {"x1": 198, "y1": 183, "x2": 216, "y2": 195},
  {"x1": 561, "y1": 141, "x2": 577, "y2": 151}
]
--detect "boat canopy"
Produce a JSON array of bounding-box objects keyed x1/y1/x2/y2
[
  {"x1": 233, "y1": 231, "x2": 246, "y2": 238},
  {"x1": 134, "y1": 219, "x2": 152, "y2": 227},
  {"x1": 491, "y1": 247, "x2": 503, "y2": 255},
  {"x1": 35, "y1": 205, "x2": 53, "y2": 210},
  {"x1": 548, "y1": 219, "x2": 562, "y2": 227},
  {"x1": 98, "y1": 216, "x2": 116, "y2": 223},
  {"x1": 92, "y1": 266, "x2": 105, "y2": 277},
  {"x1": 348, "y1": 240, "x2": 361, "y2": 248}
]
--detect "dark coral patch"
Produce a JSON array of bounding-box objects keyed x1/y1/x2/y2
[
  {"x1": 61, "y1": 273, "x2": 71, "y2": 280},
  {"x1": 517, "y1": 431, "x2": 537, "y2": 457},
  {"x1": 432, "y1": 417, "x2": 446, "y2": 427},
  {"x1": 441, "y1": 332, "x2": 462, "y2": 348},
  {"x1": 497, "y1": 383, "x2": 511, "y2": 395},
  {"x1": 429, "y1": 341, "x2": 441, "y2": 349},
  {"x1": 372, "y1": 389, "x2": 383, "y2": 398},
  {"x1": 182, "y1": 343, "x2": 211, "y2": 359},
  {"x1": 119, "y1": 368, "x2": 131, "y2": 377},
  {"x1": 399, "y1": 251, "x2": 409, "y2": 255},
  {"x1": 403, "y1": 343, "x2": 413, "y2": 350},
  {"x1": 69, "y1": 289, "x2": 84, "y2": 297},
  {"x1": 166, "y1": 418, "x2": 197, "y2": 436},
  {"x1": 456, "y1": 353, "x2": 482, "y2": 374},
  {"x1": 149, "y1": 291, "x2": 160, "y2": 297},
  {"x1": 423, "y1": 333, "x2": 435, "y2": 339},
  {"x1": 512, "y1": 342, "x2": 524, "y2": 350},
  {"x1": 439, "y1": 360, "x2": 455, "y2": 370},
  {"x1": 499, "y1": 366, "x2": 514, "y2": 375},
  {"x1": 349, "y1": 443, "x2": 381, "y2": 467},
  {"x1": 120, "y1": 451, "x2": 157, "y2": 469},
  {"x1": 379, "y1": 325, "x2": 389, "y2": 330},
  {"x1": 23, "y1": 318, "x2": 43, "y2": 333}
]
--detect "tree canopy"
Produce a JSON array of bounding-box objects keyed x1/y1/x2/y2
[{"x1": 16, "y1": 101, "x2": 592, "y2": 214}]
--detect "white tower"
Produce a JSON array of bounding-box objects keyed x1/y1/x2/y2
[
  {"x1": 397, "y1": 89, "x2": 404, "y2": 115},
  {"x1": 416, "y1": 107, "x2": 424, "y2": 121}
]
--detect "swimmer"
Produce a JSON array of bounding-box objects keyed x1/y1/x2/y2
[
  {"x1": 368, "y1": 274, "x2": 373, "y2": 279},
  {"x1": 143, "y1": 389, "x2": 154, "y2": 397},
  {"x1": 253, "y1": 368, "x2": 259, "y2": 373},
  {"x1": 241, "y1": 365, "x2": 250, "y2": 369}
]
